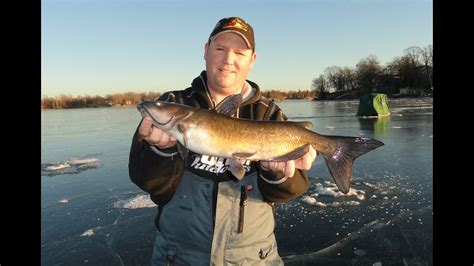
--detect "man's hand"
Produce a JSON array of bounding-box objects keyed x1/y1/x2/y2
[
  {"x1": 138, "y1": 117, "x2": 177, "y2": 149},
  {"x1": 260, "y1": 145, "x2": 317, "y2": 178}
]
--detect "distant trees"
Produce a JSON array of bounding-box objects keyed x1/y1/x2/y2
[
  {"x1": 287, "y1": 90, "x2": 316, "y2": 99},
  {"x1": 311, "y1": 44, "x2": 433, "y2": 98},
  {"x1": 263, "y1": 90, "x2": 287, "y2": 100},
  {"x1": 262, "y1": 90, "x2": 315, "y2": 101},
  {"x1": 42, "y1": 89, "x2": 318, "y2": 109},
  {"x1": 41, "y1": 91, "x2": 161, "y2": 109}
]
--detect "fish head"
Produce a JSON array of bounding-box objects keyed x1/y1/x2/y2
[{"x1": 137, "y1": 101, "x2": 192, "y2": 131}]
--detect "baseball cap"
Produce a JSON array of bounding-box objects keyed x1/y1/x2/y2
[{"x1": 208, "y1": 17, "x2": 255, "y2": 50}]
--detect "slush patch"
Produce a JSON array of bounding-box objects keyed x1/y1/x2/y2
[
  {"x1": 42, "y1": 155, "x2": 101, "y2": 176},
  {"x1": 113, "y1": 194, "x2": 156, "y2": 209}
]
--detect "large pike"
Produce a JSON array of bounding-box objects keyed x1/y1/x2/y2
[{"x1": 137, "y1": 96, "x2": 384, "y2": 193}]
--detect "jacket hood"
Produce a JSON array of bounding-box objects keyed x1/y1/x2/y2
[{"x1": 191, "y1": 71, "x2": 262, "y2": 109}]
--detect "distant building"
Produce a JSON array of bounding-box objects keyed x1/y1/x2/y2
[
  {"x1": 397, "y1": 87, "x2": 431, "y2": 97},
  {"x1": 399, "y1": 87, "x2": 418, "y2": 96}
]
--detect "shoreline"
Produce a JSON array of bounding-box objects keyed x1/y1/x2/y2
[{"x1": 41, "y1": 95, "x2": 432, "y2": 110}]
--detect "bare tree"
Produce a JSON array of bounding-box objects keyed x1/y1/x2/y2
[
  {"x1": 339, "y1": 66, "x2": 357, "y2": 91},
  {"x1": 404, "y1": 46, "x2": 423, "y2": 66},
  {"x1": 324, "y1": 66, "x2": 344, "y2": 92},
  {"x1": 356, "y1": 55, "x2": 382, "y2": 93},
  {"x1": 312, "y1": 74, "x2": 328, "y2": 99},
  {"x1": 420, "y1": 45, "x2": 433, "y2": 89}
]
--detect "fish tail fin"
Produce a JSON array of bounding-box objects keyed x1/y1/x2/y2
[{"x1": 314, "y1": 136, "x2": 384, "y2": 194}]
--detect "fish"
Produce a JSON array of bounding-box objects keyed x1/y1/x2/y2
[{"x1": 136, "y1": 95, "x2": 384, "y2": 193}]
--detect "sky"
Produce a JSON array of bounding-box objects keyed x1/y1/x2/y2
[{"x1": 41, "y1": 0, "x2": 432, "y2": 98}]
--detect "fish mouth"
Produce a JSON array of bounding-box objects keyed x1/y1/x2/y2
[
  {"x1": 137, "y1": 103, "x2": 175, "y2": 127},
  {"x1": 137, "y1": 104, "x2": 149, "y2": 119}
]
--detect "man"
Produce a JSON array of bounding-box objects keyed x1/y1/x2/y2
[{"x1": 129, "y1": 16, "x2": 317, "y2": 265}]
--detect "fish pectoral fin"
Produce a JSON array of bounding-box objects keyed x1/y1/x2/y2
[
  {"x1": 232, "y1": 152, "x2": 257, "y2": 160},
  {"x1": 177, "y1": 124, "x2": 188, "y2": 147},
  {"x1": 176, "y1": 124, "x2": 190, "y2": 159},
  {"x1": 214, "y1": 94, "x2": 242, "y2": 117},
  {"x1": 229, "y1": 159, "x2": 245, "y2": 180},
  {"x1": 271, "y1": 144, "x2": 311, "y2": 161}
]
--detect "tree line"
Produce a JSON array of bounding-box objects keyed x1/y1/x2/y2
[
  {"x1": 41, "y1": 92, "x2": 162, "y2": 109},
  {"x1": 312, "y1": 45, "x2": 433, "y2": 99},
  {"x1": 41, "y1": 90, "x2": 316, "y2": 109},
  {"x1": 263, "y1": 90, "x2": 315, "y2": 101}
]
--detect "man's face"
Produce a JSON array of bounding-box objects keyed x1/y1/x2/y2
[{"x1": 204, "y1": 32, "x2": 256, "y2": 93}]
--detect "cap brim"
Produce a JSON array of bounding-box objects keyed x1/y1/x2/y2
[{"x1": 210, "y1": 30, "x2": 252, "y2": 49}]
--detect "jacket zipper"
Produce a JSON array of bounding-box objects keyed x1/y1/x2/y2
[
  {"x1": 238, "y1": 185, "x2": 247, "y2": 233},
  {"x1": 212, "y1": 181, "x2": 218, "y2": 226}
]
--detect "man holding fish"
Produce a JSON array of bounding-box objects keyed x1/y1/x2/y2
[{"x1": 129, "y1": 16, "x2": 382, "y2": 265}]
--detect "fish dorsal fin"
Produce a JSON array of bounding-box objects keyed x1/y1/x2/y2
[
  {"x1": 214, "y1": 94, "x2": 242, "y2": 116},
  {"x1": 290, "y1": 121, "x2": 313, "y2": 129}
]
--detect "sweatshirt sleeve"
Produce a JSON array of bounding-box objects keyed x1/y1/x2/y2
[
  {"x1": 257, "y1": 106, "x2": 310, "y2": 203},
  {"x1": 128, "y1": 93, "x2": 184, "y2": 205}
]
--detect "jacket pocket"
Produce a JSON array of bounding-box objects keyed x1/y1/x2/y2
[{"x1": 224, "y1": 235, "x2": 283, "y2": 265}]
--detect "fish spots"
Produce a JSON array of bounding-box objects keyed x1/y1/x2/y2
[{"x1": 332, "y1": 147, "x2": 343, "y2": 160}]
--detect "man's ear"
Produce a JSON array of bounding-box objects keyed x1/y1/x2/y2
[
  {"x1": 204, "y1": 42, "x2": 209, "y2": 60},
  {"x1": 250, "y1": 51, "x2": 257, "y2": 68}
]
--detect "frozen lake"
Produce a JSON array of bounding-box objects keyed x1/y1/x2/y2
[{"x1": 41, "y1": 97, "x2": 432, "y2": 265}]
